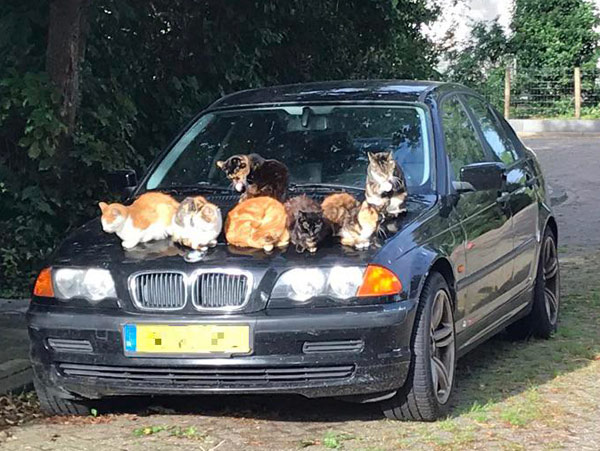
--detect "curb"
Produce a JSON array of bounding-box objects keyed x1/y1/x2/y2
[
  {"x1": 0, "y1": 359, "x2": 32, "y2": 395},
  {"x1": 549, "y1": 185, "x2": 568, "y2": 207}
]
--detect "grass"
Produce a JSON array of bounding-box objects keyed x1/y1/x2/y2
[{"x1": 132, "y1": 424, "x2": 205, "y2": 440}]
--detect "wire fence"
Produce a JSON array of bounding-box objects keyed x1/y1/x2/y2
[{"x1": 474, "y1": 67, "x2": 600, "y2": 119}]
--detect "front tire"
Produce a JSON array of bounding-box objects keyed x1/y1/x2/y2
[
  {"x1": 34, "y1": 376, "x2": 90, "y2": 416},
  {"x1": 381, "y1": 272, "x2": 456, "y2": 421}
]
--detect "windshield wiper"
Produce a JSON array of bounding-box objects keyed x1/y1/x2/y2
[
  {"x1": 289, "y1": 183, "x2": 364, "y2": 193},
  {"x1": 152, "y1": 183, "x2": 235, "y2": 194}
]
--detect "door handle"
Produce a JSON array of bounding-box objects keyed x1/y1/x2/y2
[{"x1": 525, "y1": 174, "x2": 536, "y2": 188}]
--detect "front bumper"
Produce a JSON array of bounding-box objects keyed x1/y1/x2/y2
[{"x1": 28, "y1": 301, "x2": 416, "y2": 400}]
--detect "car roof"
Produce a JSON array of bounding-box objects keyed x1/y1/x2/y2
[{"x1": 208, "y1": 80, "x2": 468, "y2": 109}]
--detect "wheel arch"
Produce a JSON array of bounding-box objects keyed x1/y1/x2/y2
[
  {"x1": 428, "y1": 257, "x2": 457, "y2": 309},
  {"x1": 545, "y1": 215, "x2": 558, "y2": 242}
]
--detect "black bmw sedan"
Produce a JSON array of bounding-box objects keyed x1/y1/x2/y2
[{"x1": 28, "y1": 81, "x2": 560, "y2": 421}]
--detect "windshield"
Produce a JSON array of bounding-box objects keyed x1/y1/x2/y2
[{"x1": 146, "y1": 105, "x2": 433, "y2": 194}]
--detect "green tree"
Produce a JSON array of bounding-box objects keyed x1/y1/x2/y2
[
  {"x1": 0, "y1": 0, "x2": 441, "y2": 296},
  {"x1": 446, "y1": 19, "x2": 509, "y2": 85},
  {"x1": 511, "y1": 0, "x2": 600, "y2": 70}
]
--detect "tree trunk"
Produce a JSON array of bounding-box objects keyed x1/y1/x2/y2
[{"x1": 46, "y1": 0, "x2": 89, "y2": 134}]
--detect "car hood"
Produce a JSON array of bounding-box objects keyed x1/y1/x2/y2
[{"x1": 51, "y1": 195, "x2": 435, "y2": 272}]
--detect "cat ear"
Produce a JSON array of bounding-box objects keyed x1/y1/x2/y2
[
  {"x1": 98, "y1": 202, "x2": 108, "y2": 212},
  {"x1": 367, "y1": 152, "x2": 375, "y2": 162},
  {"x1": 216, "y1": 161, "x2": 224, "y2": 169}
]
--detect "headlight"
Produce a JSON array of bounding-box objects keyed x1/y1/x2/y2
[
  {"x1": 53, "y1": 268, "x2": 117, "y2": 302},
  {"x1": 327, "y1": 266, "x2": 365, "y2": 299},
  {"x1": 271, "y1": 266, "x2": 365, "y2": 302},
  {"x1": 271, "y1": 268, "x2": 327, "y2": 301}
]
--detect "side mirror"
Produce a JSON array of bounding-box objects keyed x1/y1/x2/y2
[
  {"x1": 457, "y1": 162, "x2": 506, "y2": 192},
  {"x1": 106, "y1": 169, "x2": 138, "y2": 197}
]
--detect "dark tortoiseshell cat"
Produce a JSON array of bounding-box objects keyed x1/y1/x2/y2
[
  {"x1": 365, "y1": 151, "x2": 408, "y2": 217},
  {"x1": 216, "y1": 153, "x2": 289, "y2": 203},
  {"x1": 285, "y1": 195, "x2": 331, "y2": 253}
]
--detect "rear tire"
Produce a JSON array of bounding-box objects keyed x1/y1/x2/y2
[
  {"x1": 34, "y1": 376, "x2": 89, "y2": 416},
  {"x1": 506, "y1": 228, "x2": 560, "y2": 340},
  {"x1": 381, "y1": 272, "x2": 456, "y2": 421}
]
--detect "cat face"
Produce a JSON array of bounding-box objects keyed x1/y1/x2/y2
[
  {"x1": 297, "y1": 211, "x2": 323, "y2": 237},
  {"x1": 367, "y1": 151, "x2": 396, "y2": 183},
  {"x1": 99, "y1": 202, "x2": 128, "y2": 232},
  {"x1": 216, "y1": 155, "x2": 251, "y2": 189}
]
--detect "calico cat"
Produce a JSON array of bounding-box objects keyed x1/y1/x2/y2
[
  {"x1": 225, "y1": 196, "x2": 290, "y2": 252},
  {"x1": 216, "y1": 153, "x2": 289, "y2": 202},
  {"x1": 365, "y1": 151, "x2": 408, "y2": 216},
  {"x1": 322, "y1": 193, "x2": 379, "y2": 250},
  {"x1": 171, "y1": 196, "x2": 222, "y2": 251},
  {"x1": 99, "y1": 192, "x2": 179, "y2": 249},
  {"x1": 285, "y1": 195, "x2": 330, "y2": 253},
  {"x1": 321, "y1": 192, "x2": 360, "y2": 234}
]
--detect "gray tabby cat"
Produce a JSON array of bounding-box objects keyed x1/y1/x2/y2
[{"x1": 365, "y1": 151, "x2": 408, "y2": 217}]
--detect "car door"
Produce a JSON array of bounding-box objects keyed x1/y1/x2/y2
[
  {"x1": 462, "y1": 95, "x2": 539, "y2": 293},
  {"x1": 440, "y1": 94, "x2": 514, "y2": 337}
]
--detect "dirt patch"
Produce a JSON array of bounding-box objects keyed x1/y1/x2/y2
[{"x1": 2, "y1": 254, "x2": 600, "y2": 450}]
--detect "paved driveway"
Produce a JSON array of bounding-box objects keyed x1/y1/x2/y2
[{"x1": 522, "y1": 134, "x2": 600, "y2": 254}]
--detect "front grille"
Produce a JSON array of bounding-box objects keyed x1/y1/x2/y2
[
  {"x1": 129, "y1": 272, "x2": 186, "y2": 311},
  {"x1": 58, "y1": 363, "x2": 355, "y2": 385},
  {"x1": 191, "y1": 271, "x2": 251, "y2": 310}
]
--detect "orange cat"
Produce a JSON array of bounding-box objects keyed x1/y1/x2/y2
[
  {"x1": 225, "y1": 196, "x2": 289, "y2": 252},
  {"x1": 99, "y1": 192, "x2": 179, "y2": 249}
]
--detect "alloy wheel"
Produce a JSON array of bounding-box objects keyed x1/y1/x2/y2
[
  {"x1": 430, "y1": 289, "x2": 455, "y2": 404},
  {"x1": 542, "y1": 234, "x2": 559, "y2": 326}
]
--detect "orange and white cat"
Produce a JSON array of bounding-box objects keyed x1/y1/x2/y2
[
  {"x1": 171, "y1": 196, "x2": 222, "y2": 251},
  {"x1": 225, "y1": 196, "x2": 289, "y2": 252},
  {"x1": 99, "y1": 192, "x2": 179, "y2": 249}
]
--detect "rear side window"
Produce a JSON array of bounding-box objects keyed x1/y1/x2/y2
[
  {"x1": 441, "y1": 96, "x2": 487, "y2": 179},
  {"x1": 463, "y1": 95, "x2": 518, "y2": 165}
]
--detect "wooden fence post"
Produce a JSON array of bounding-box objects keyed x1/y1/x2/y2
[
  {"x1": 574, "y1": 67, "x2": 581, "y2": 119},
  {"x1": 504, "y1": 67, "x2": 511, "y2": 119}
]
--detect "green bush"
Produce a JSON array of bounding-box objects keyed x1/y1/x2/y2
[{"x1": 0, "y1": 0, "x2": 440, "y2": 297}]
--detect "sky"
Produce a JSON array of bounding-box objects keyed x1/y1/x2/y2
[{"x1": 427, "y1": 0, "x2": 600, "y2": 45}]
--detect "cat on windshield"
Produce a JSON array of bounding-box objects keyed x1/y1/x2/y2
[
  {"x1": 365, "y1": 151, "x2": 408, "y2": 217},
  {"x1": 171, "y1": 196, "x2": 222, "y2": 251},
  {"x1": 225, "y1": 196, "x2": 290, "y2": 252},
  {"x1": 99, "y1": 192, "x2": 179, "y2": 249},
  {"x1": 322, "y1": 193, "x2": 379, "y2": 250},
  {"x1": 285, "y1": 195, "x2": 331, "y2": 253},
  {"x1": 216, "y1": 153, "x2": 289, "y2": 202}
]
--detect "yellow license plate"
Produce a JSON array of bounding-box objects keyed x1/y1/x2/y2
[{"x1": 123, "y1": 324, "x2": 251, "y2": 355}]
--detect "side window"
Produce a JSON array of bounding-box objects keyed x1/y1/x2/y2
[
  {"x1": 463, "y1": 95, "x2": 518, "y2": 165},
  {"x1": 441, "y1": 96, "x2": 487, "y2": 180}
]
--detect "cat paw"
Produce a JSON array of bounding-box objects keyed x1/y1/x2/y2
[
  {"x1": 308, "y1": 247, "x2": 317, "y2": 253},
  {"x1": 263, "y1": 244, "x2": 274, "y2": 252},
  {"x1": 209, "y1": 240, "x2": 217, "y2": 247},
  {"x1": 121, "y1": 240, "x2": 138, "y2": 249},
  {"x1": 381, "y1": 181, "x2": 393, "y2": 192}
]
